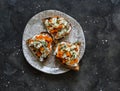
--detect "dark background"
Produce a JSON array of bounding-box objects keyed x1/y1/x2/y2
[{"x1": 0, "y1": 0, "x2": 120, "y2": 91}]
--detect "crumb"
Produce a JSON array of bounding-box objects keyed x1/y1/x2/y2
[{"x1": 22, "y1": 70, "x2": 24, "y2": 73}]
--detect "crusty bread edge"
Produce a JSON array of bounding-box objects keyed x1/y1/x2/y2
[
  {"x1": 56, "y1": 57, "x2": 80, "y2": 71},
  {"x1": 26, "y1": 32, "x2": 53, "y2": 62},
  {"x1": 26, "y1": 39, "x2": 40, "y2": 60},
  {"x1": 54, "y1": 41, "x2": 81, "y2": 71},
  {"x1": 42, "y1": 16, "x2": 72, "y2": 42}
]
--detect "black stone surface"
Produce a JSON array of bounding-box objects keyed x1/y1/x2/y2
[{"x1": 0, "y1": 0, "x2": 120, "y2": 91}]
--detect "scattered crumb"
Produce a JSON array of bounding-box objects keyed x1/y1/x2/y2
[
  {"x1": 40, "y1": 84, "x2": 45, "y2": 88},
  {"x1": 105, "y1": 40, "x2": 108, "y2": 42},
  {"x1": 93, "y1": 21, "x2": 96, "y2": 24},
  {"x1": 63, "y1": 88, "x2": 67, "y2": 91},
  {"x1": 95, "y1": 72, "x2": 98, "y2": 75},
  {"x1": 102, "y1": 40, "x2": 105, "y2": 44},
  {"x1": 57, "y1": 88, "x2": 60, "y2": 91},
  {"x1": 8, "y1": 81, "x2": 10, "y2": 84},
  {"x1": 36, "y1": 5, "x2": 41, "y2": 9},
  {"x1": 22, "y1": 70, "x2": 24, "y2": 73},
  {"x1": 102, "y1": 39, "x2": 108, "y2": 44},
  {"x1": 5, "y1": 84, "x2": 8, "y2": 87},
  {"x1": 102, "y1": 40, "x2": 104, "y2": 44},
  {"x1": 97, "y1": 0, "x2": 101, "y2": 3},
  {"x1": 16, "y1": 52, "x2": 19, "y2": 55},
  {"x1": 85, "y1": 21, "x2": 88, "y2": 23}
]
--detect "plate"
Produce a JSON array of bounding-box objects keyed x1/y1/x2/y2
[{"x1": 22, "y1": 10, "x2": 85, "y2": 74}]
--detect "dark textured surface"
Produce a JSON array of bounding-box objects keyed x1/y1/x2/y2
[{"x1": 0, "y1": 0, "x2": 120, "y2": 91}]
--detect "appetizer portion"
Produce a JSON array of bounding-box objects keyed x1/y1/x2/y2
[
  {"x1": 26, "y1": 32, "x2": 53, "y2": 62},
  {"x1": 54, "y1": 42, "x2": 81, "y2": 71},
  {"x1": 43, "y1": 16, "x2": 71, "y2": 40}
]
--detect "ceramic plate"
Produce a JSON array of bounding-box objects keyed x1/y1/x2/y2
[{"x1": 22, "y1": 10, "x2": 85, "y2": 74}]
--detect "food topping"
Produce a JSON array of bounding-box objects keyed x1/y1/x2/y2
[
  {"x1": 44, "y1": 16, "x2": 71, "y2": 39},
  {"x1": 28, "y1": 33, "x2": 52, "y2": 61},
  {"x1": 54, "y1": 42, "x2": 80, "y2": 66}
]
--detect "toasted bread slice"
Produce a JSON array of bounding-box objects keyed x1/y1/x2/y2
[
  {"x1": 54, "y1": 41, "x2": 81, "y2": 71},
  {"x1": 26, "y1": 32, "x2": 53, "y2": 62},
  {"x1": 43, "y1": 16, "x2": 71, "y2": 40}
]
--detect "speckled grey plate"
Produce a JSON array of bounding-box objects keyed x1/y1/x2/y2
[{"x1": 22, "y1": 10, "x2": 85, "y2": 74}]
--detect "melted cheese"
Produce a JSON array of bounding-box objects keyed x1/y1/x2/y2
[
  {"x1": 44, "y1": 16, "x2": 71, "y2": 39},
  {"x1": 54, "y1": 42, "x2": 80, "y2": 66},
  {"x1": 51, "y1": 18, "x2": 57, "y2": 24},
  {"x1": 45, "y1": 20, "x2": 49, "y2": 26},
  {"x1": 29, "y1": 34, "x2": 52, "y2": 62}
]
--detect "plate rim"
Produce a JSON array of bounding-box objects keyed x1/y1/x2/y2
[{"x1": 22, "y1": 9, "x2": 86, "y2": 74}]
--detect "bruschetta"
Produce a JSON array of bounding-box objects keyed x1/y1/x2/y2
[
  {"x1": 26, "y1": 32, "x2": 53, "y2": 62},
  {"x1": 54, "y1": 41, "x2": 81, "y2": 71},
  {"x1": 43, "y1": 16, "x2": 71, "y2": 40}
]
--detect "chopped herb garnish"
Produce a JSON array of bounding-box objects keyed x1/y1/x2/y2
[{"x1": 41, "y1": 41, "x2": 48, "y2": 47}]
